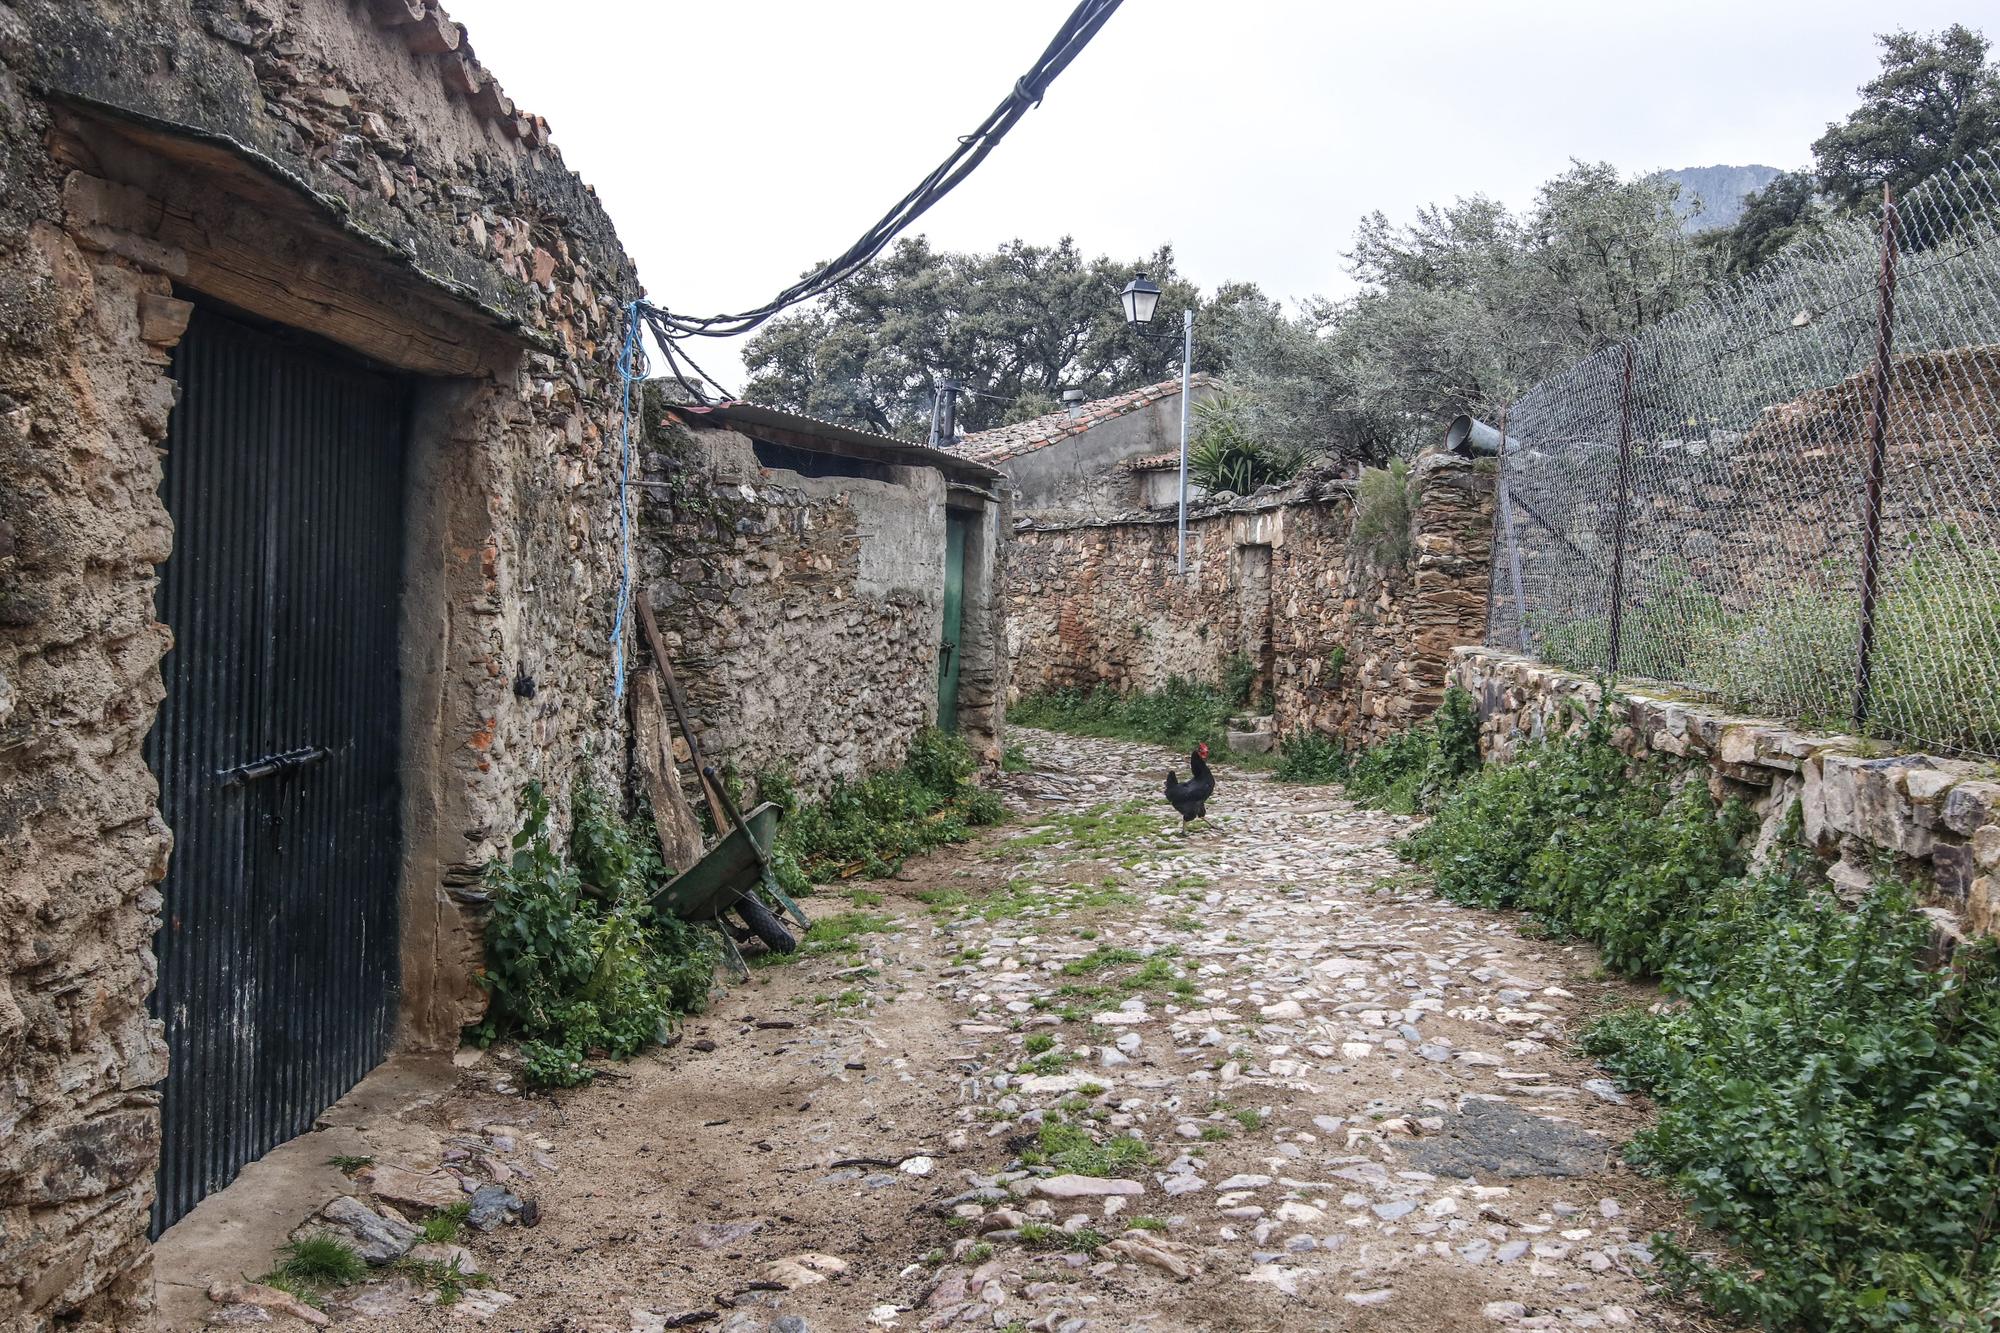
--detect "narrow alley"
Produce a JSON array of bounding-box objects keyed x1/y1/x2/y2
[{"x1": 229, "y1": 729, "x2": 1716, "y2": 1333}]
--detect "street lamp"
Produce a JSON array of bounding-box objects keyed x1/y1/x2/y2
[{"x1": 1119, "y1": 273, "x2": 1195, "y2": 574}]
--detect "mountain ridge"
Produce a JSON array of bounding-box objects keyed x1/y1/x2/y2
[{"x1": 1654, "y1": 163, "x2": 1786, "y2": 231}]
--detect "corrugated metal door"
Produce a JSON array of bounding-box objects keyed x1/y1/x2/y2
[{"x1": 146, "y1": 302, "x2": 408, "y2": 1234}]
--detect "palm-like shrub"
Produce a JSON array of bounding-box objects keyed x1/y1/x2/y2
[{"x1": 1188, "y1": 392, "x2": 1314, "y2": 495}]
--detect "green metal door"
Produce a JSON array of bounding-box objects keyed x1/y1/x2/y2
[{"x1": 938, "y1": 512, "x2": 969, "y2": 730}]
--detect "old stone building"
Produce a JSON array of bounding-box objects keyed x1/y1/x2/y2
[
  {"x1": 0, "y1": 1, "x2": 646, "y2": 1325},
  {"x1": 952, "y1": 374, "x2": 1218, "y2": 522},
  {"x1": 1006, "y1": 451, "x2": 1496, "y2": 749},
  {"x1": 640, "y1": 400, "x2": 1009, "y2": 795}
]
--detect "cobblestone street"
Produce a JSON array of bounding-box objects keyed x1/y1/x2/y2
[
  {"x1": 214, "y1": 727, "x2": 1717, "y2": 1332},
  {"x1": 882, "y1": 728, "x2": 1703, "y2": 1332}
]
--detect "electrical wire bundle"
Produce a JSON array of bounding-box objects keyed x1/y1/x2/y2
[{"x1": 632, "y1": 0, "x2": 1123, "y2": 401}]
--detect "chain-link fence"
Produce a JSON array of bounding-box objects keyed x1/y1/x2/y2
[{"x1": 1486, "y1": 150, "x2": 2000, "y2": 760}]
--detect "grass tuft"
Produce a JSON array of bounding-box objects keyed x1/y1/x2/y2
[
  {"x1": 1010, "y1": 678, "x2": 1237, "y2": 753},
  {"x1": 270, "y1": 1235, "x2": 366, "y2": 1288},
  {"x1": 420, "y1": 1201, "x2": 470, "y2": 1245},
  {"x1": 1021, "y1": 1117, "x2": 1154, "y2": 1177}
]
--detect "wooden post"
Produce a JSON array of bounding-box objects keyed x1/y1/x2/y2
[
  {"x1": 630, "y1": 673, "x2": 705, "y2": 873},
  {"x1": 635, "y1": 589, "x2": 733, "y2": 833}
]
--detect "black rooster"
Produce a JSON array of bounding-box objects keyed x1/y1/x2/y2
[{"x1": 1164, "y1": 742, "x2": 1215, "y2": 834}]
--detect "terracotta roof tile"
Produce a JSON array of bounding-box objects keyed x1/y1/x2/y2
[{"x1": 947, "y1": 373, "x2": 1216, "y2": 466}]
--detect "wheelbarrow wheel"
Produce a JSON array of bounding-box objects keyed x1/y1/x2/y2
[{"x1": 731, "y1": 892, "x2": 796, "y2": 955}]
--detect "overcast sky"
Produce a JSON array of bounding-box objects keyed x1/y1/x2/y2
[{"x1": 451, "y1": 0, "x2": 1976, "y2": 390}]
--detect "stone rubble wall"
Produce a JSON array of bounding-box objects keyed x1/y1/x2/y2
[
  {"x1": 638, "y1": 418, "x2": 986, "y2": 804},
  {"x1": 1281, "y1": 455, "x2": 1497, "y2": 748},
  {"x1": 1006, "y1": 453, "x2": 1495, "y2": 749},
  {"x1": 0, "y1": 1, "x2": 643, "y2": 1326},
  {"x1": 1453, "y1": 648, "x2": 2000, "y2": 943}
]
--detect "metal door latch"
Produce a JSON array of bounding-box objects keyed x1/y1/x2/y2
[{"x1": 218, "y1": 746, "x2": 333, "y2": 787}]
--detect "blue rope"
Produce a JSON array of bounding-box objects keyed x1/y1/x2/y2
[{"x1": 611, "y1": 301, "x2": 640, "y2": 703}]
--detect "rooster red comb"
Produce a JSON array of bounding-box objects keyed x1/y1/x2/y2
[{"x1": 1196, "y1": 741, "x2": 1210, "y2": 758}]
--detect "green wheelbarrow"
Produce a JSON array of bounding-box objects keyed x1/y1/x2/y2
[{"x1": 651, "y1": 767, "x2": 811, "y2": 978}]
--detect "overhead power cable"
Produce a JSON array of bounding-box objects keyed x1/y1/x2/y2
[{"x1": 634, "y1": 0, "x2": 1124, "y2": 401}]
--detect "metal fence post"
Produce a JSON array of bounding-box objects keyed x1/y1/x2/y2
[
  {"x1": 1606, "y1": 342, "x2": 1636, "y2": 675},
  {"x1": 1493, "y1": 402, "x2": 1532, "y2": 653},
  {"x1": 1852, "y1": 186, "x2": 1901, "y2": 733}
]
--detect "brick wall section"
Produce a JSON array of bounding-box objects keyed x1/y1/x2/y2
[
  {"x1": 0, "y1": 1, "x2": 642, "y2": 1325},
  {"x1": 1005, "y1": 453, "x2": 1496, "y2": 747},
  {"x1": 1453, "y1": 647, "x2": 2000, "y2": 944},
  {"x1": 638, "y1": 416, "x2": 1005, "y2": 802}
]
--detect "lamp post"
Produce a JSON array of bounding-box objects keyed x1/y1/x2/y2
[{"x1": 1119, "y1": 273, "x2": 1194, "y2": 574}]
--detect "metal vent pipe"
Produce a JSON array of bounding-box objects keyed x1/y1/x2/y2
[{"x1": 1446, "y1": 414, "x2": 1521, "y2": 456}]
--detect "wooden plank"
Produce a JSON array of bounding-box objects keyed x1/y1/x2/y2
[
  {"x1": 635, "y1": 590, "x2": 732, "y2": 833},
  {"x1": 631, "y1": 672, "x2": 705, "y2": 874}
]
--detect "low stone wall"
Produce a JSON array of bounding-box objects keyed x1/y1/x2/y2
[
  {"x1": 1453, "y1": 648, "x2": 2000, "y2": 941},
  {"x1": 638, "y1": 418, "x2": 1002, "y2": 802},
  {"x1": 1005, "y1": 452, "x2": 1495, "y2": 749}
]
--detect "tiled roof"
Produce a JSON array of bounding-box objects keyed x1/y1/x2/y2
[
  {"x1": 949, "y1": 373, "x2": 1217, "y2": 465},
  {"x1": 1125, "y1": 451, "x2": 1181, "y2": 471}
]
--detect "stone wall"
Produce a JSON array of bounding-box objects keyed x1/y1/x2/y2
[
  {"x1": 638, "y1": 416, "x2": 1005, "y2": 802},
  {"x1": 1006, "y1": 453, "x2": 1495, "y2": 749},
  {"x1": 1453, "y1": 648, "x2": 2000, "y2": 943},
  {"x1": 0, "y1": 1, "x2": 641, "y2": 1325},
  {"x1": 1283, "y1": 455, "x2": 1497, "y2": 747}
]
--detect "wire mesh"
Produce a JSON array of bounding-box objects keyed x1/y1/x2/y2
[{"x1": 1488, "y1": 150, "x2": 2000, "y2": 760}]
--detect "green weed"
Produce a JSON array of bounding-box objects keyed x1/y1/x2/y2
[
  {"x1": 472, "y1": 780, "x2": 717, "y2": 1086},
  {"x1": 393, "y1": 1255, "x2": 492, "y2": 1307},
  {"x1": 800, "y1": 911, "x2": 892, "y2": 955},
  {"x1": 1273, "y1": 729, "x2": 1349, "y2": 784},
  {"x1": 420, "y1": 1202, "x2": 470, "y2": 1245},
  {"x1": 1022, "y1": 1117, "x2": 1154, "y2": 1176},
  {"x1": 1403, "y1": 703, "x2": 2000, "y2": 1330},
  {"x1": 758, "y1": 730, "x2": 1003, "y2": 891},
  {"x1": 1061, "y1": 946, "x2": 1143, "y2": 975},
  {"x1": 1018, "y1": 1222, "x2": 1109, "y2": 1253},
  {"x1": 269, "y1": 1236, "x2": 365, "y2": 1288},
  {"x1": 1010, "y1": 678, "x2": 1237, "y2": 752}
]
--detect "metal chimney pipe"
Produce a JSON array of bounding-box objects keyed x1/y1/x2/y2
[
  {"x1": 1446, "y1": 414, "x2": 1521, "y2": 456},
  {"x1": 939, "y1": 378, "x2": 960, "y2": 444}
]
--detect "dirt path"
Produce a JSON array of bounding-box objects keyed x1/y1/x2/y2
[{"x1": 263, "y1": 728, "x2": 1724, "y2": 1333}]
